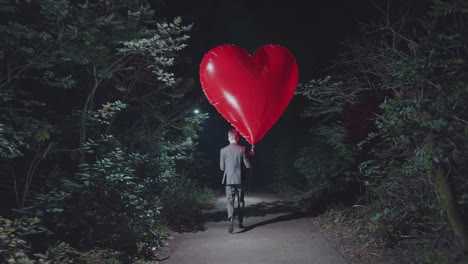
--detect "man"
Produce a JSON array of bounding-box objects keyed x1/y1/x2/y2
[{"x1": 220, "y1": 129, "x2": 251, "y2": 234}]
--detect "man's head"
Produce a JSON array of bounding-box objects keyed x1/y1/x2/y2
[{"x1": 228, "y1": 129, "x2": 239, "y2": 143}]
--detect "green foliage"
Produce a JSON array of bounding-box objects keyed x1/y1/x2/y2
[
  {"x1": 0, "y1": 0, "x2": 212, "y2": 261},
  {"x1": 159, "y1": 173, "x2": 216, "y2": 224},
  {"x1": 76, "y1": 249, "x2": 124, "y2": 264},
  {"x1": 292, "y1": 0, "x2": 468, "y2": 259},
  {"x1": 356, "y1": 2, "x2": 468, "y2": 247},
  {"x1": 0, "y1": 215, "x2": 136, "y2": 263},
  {"x1": 271, "y1": 138, "x2": 297, "y2": 186},
  {"x1": 423, "y1": 250, "x2": 468, "y2": 264},
  {"x1": 430, "y1": 0, "x2": 468, "y2": 16},
  {"x1": 359, "y1": 15, "x2": 468, "y2": 253},
  {"x1": 117, "y1": 17, "x2": 192, "y2": 86},
  {"x1": 35, "y1": 242, "x2": 78, "y2": 264},
  {"x1": 297, "y1": 76, "x2": 358, "y2": 120},
  {"x1": 293, "y1": 76, "x2": 359, "y2": 206},
  {"x1": 0, "y1": 216, "x2": 78, "y2": 263},
  {"x1": 293, "y1": 125, "x2": 354, "y2": 189},
  {"x1": 0, "y1": 216, "x2": 44, "y2": 263},
  {"x1": 25, "y1": 135, "x2": 164, "y2": 255},
  {"x1": 91, "y1": 101, "x2": 127, "y2": 124}
]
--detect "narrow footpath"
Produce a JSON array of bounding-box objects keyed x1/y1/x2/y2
[{"x1": 161, "y1": 192, "x2": 349, "y2": 264}]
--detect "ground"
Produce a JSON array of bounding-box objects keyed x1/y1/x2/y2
[
  {"x1": 153, "y1": 191, "x2": 441, "y2": 264},
  {"x1": 156, "y1": 192, "x2": 349, "y2": 264},
  {"x1": 311, "y1": 215, "x2": 422, "y2": 264}
]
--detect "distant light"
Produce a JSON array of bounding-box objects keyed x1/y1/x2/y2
[{"x1": 194, "y1": 109, "x2": 200, "y2": 114}]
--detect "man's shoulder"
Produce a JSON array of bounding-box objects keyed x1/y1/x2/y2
[
  {"x1": 220, "y1": 145, "x2": 231, "y2": 151},
  {"x1": 221, "y1": 143, "x2": 245, "y2": 151},
  {"x1": 232, "y1": 143, "x2": 246, "y2": 151}
]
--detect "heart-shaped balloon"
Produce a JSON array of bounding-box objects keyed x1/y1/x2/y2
[{"x1": 199, "y1": 44, "x2": 299, "y2": 145}]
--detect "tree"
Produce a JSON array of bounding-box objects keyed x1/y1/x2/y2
[
  {"x1": 295, "y1": 0, "x2": 468, "y2": 256},
  {"x1": 0, "y1": 0, "x2": 212, "y2": 259}
]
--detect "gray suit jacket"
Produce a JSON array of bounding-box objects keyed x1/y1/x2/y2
[{"x1": 220, "y1": 143, "x2": 251, "y2": 185}]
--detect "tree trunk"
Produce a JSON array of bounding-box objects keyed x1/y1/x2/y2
[{"x1": 433, "y1": 165, "x2": 468, "y2": 251}]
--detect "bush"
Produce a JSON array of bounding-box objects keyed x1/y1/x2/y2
[
  {"x1": 0, "y1": 216, "x2": 80, "y2": 263},
  {"x1": 0, "y1": 216, "x2": 43, "y2": 263},
  {"x1": 160, "y1": 174, "x2": 216, "y2": 225},
  {"x1": 25, "y1": 136, "x2": 165, "y2": 256}
]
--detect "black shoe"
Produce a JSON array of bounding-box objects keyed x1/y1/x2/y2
[
  {"x1": 228, "y1": 218, "x2": 234, "y2": 234},
  {"x1": 238, "y1": 223, "x2": 244, "y2": 229}
]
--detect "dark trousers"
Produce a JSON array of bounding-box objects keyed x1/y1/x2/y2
[{"x1": 225, "y1": 184, "x2": 244, "y2": 223}]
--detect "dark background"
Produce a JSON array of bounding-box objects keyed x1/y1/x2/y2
[{"x1": 151, "y1": 0, "x2": 375, "y2": 189}]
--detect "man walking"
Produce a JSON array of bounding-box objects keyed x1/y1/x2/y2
[{"x1": 220, "y1": 129, "x2": 251, "y2": 234}]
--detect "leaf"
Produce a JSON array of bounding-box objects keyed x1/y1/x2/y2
[
  {"x1": 0, "y1": 0, "x2": 16, "y2": 14},
  {"x1": 35, "y1": 129, "x2": 50, "y2": 142},
  {"x1": 115, "y1": 85, "x2": 126, "y2": 91},
  {"x1": 101, "y1": 102, "x2": 112, "y2": 110}
]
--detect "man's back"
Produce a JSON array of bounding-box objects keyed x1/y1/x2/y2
[
  {"x1": 220, "y1": 129, "x2": 251, "y2": 233},
  {"x1": 220, "y1": 143, "x2": 250, "y2": 185}
]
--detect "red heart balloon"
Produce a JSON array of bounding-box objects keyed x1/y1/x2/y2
[{"x1": 199, "y1": 44, "x2": 299, "y2": 145}]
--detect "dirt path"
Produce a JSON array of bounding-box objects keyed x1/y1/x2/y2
[{"x1": 160, "y1": 192, "x2": 349, "y2": 264}]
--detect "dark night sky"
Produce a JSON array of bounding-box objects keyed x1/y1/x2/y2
[
  {"x1": 154, "y1": 0, "x2": 375, "y2": 185},
  {"x1": 159, "y1": 0, "x2": 373, "y2": 81}
]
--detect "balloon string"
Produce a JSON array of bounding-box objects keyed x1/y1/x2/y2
[{"x1": 250, "y1": 145, "x2": 255, "y2": 156}]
